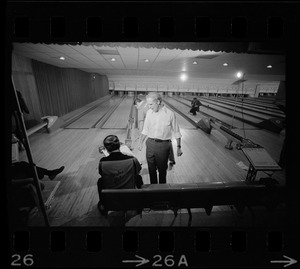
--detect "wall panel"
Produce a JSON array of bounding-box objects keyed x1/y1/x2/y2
[
  {"x1": 12, "y1": 53, "x2": 42, "y2": 122},
  {"x1": 12, "y1": 53, "x2": 109, "y2": 121},
  {"x1": 31, "y1": 61, "x2": 109, "y2": 117}
]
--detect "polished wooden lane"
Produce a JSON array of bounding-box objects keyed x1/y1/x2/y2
[
  {"x1": 101, "y1": 96, "x2": 134, "y2": 129},
  {"x1": 224, "y1": 96, "x2": 281, "y2": 108},
  {"x1": 195, "y1": 97, "x2": 284, "y2": 119},
  {"x1": 206, "y1": 96, "x2": 284, "y2": 117},
  {"x1": 61, "y1": 95, "x2": 112, "y2": 125},
  {"x1": 65, "y1": 96, "x2": 123, "y2": 129},
  {"x1": 166, "y1": 95, "x2": 256, "y2": 129},
  {"x1": 176, "y1": 95, "x2": 273, "y2": 126}
]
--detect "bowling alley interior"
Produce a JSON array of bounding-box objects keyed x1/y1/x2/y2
[{"x1": 9, "y1": 42, "x2": 288, "y2": 227}]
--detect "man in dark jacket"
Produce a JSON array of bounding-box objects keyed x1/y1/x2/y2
[{"x1": 97, "y1": 135, "x2": 143, "y2": 213}]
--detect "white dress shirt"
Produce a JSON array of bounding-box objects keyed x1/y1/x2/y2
[{"x1": 141, "y1": 105, "x2": 182, "y2": 140}]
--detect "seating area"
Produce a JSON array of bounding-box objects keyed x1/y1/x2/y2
[{"x1": 100, "y1": 180, "x2": 285, "y2": 221}]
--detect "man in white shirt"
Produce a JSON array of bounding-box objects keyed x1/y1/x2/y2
[
  {"x1": 138, "y1": 92, "x2": 183, "y2": 184},
  {"x1": 134, "y1": 96, "x2": 176, "y2": 170}
]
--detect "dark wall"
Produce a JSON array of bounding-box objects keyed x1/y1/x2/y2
[
  {"x1": 12, "y1": 53, "x2": 43, "y2": 123},
  {"x1": 31, "y1": 60, "x2": 109, "y2": 117},
  {"x1": 12, "y1": 53, "x2": 109, "y2": 120}
]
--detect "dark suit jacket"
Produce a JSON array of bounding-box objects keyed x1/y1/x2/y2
[{"x1": 98, "y1": 152, "x2": 141, "y2": 190}]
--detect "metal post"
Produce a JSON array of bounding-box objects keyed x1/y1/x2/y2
[{"x1": 11, "y1": 75, "x2": 50, "y2": 227}]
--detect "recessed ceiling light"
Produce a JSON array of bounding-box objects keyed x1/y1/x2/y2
[
  {"x1": 236, "y1": 71, "x2": 244, "y2": 78},
  {"x1": 180, "y1": 73, "x2": 187, "y2": 81},
  {"x1": 111, "y1": 58, "x2": 116, "y2": 62},
  {"x1": 60, "y1": 56, "x2": 65, "y2": 60},
  {"x1": 267, "y1": 65, "x2": 272, "y2": 68},
  {"x1": 144, "y1": 59, "x2": 149, "y2": 63},
  {"x1": 193, "y1": 61, "x2": 197, "y2": 65},
  {"x1": 223, "y1": 63, "x2": 228, "y2": 66}
]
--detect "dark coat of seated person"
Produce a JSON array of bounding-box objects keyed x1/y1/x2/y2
[{"x1": 97, "y1": 135, "x2": 143, "y2": 214}]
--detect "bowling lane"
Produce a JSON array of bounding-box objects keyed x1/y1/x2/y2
[
  {"x1": 220, "y1": 96, "x2": 281, "y2": 109},
  {"x1": 182, "y1": 95, "x2": 266, "y2": 124},
  {"x1": 101, "y1": 96, "x2": 134, "y2": 129},
  {"x1": 196, "y1": 97, "x2": 284, "y2": 119},
  {"x1": 65, "y1": 96, "x2": 124, "y2": 129},
  {"x1": 170, "y1": 95, "x2": 257, "y2": 129},
  {"x1": 166, "y1": 96, "x2": 284, "y2": 154},
  {"x1": 164, "y1": 104, "x2": 196, "y2": 130},
  {"x1": 206, "y1": 96, "x2": 284, "y2": 117},
  {"x1": 163, "y1": 95, "x2": 198, "y2": 124}
]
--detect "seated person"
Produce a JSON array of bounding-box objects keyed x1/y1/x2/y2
[
  {"x1": 97, "y1": 135, "x2": 143, "y2": 214},
  {"x1": 12, "y1": 161, "x2": 65, "y2": 190}
]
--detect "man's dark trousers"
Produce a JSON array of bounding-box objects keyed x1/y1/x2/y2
[{"x1": 146, "y1": 138, "x2": 171, "y2": 184}]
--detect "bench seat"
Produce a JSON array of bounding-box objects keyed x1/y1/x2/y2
[{"x1": 100, "y1": 181, "x2": 285, "y2": 220}]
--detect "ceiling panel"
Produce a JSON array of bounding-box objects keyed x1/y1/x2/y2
[{"x1": 12, "y1": 42, "x2": 285, "y2": 84}]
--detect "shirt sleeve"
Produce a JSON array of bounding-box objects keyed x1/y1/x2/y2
[
  {"x1": 141, "y1": 110, "x2": 150, "y2": 136},
  {"x1": 171, "y1": 112, "x2": 182, "y2": 139}
]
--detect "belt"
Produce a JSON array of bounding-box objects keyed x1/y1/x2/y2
[{"x1": 149, "y1": 138, "x2": 171, "y2": 142}]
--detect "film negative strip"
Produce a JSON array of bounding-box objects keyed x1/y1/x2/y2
[{"x1": 5, "y1": 1, "x2": 300, "y2": 268}]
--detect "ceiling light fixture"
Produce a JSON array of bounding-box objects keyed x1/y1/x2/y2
[
  {"x1": 59, "y1": 56, "x2": 65, "y2": 60},
  {"x1": 193, "y1": 61, "x2": 197, "y2": 65},
  {"x1": 180, "y1": 73, "x2": 187, "y2": 81},
  {"x1": 267, "y1": 65, "x2": 272, "y2": 68},
  {"x1": 223, "y1": 63, "x2": 228, "y2": 66},
  {"x1": 111, "y1": 58, "x2": 116, "y2": 62},
  {"x1": 236, "y1": 71, "x2": 244, "y2": 78},
  {"x1": 144, "y1": 59, "x2": 149, "y2": 63}
]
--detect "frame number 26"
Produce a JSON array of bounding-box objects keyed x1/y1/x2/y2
[{"x1": 11, "y1": 254, "x2": 34, "y2": 266}]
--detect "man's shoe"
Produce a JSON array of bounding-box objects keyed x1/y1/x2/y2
[{"x1": 48, "y1": 166, "x2": 65, "y2": 180}]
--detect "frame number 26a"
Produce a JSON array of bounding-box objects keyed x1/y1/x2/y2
[{"x1": 153, "y1": 255, "x2": 188, "y2": 267}]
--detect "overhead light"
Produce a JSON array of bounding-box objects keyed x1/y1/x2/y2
[
  {"x1": 223, "y1": 63, "x2": 228, "y2": 66},
  {"x1": 111, "y1": 58, "x2": 116, "y2": 62},
  {"x1": 236, "y1": 71, "x2": 244, "y2": 78},
  {"x1": 59, "y1": 56, "x2": 65, "y2": 60},
  {"x1": 267, "y1": 65, "x2": 272, "y2": 68},
  {"x1": 144, "y1": 59, "x2": 149, "y2": 63},
  {"x1": 193, "y1": 61, "x2": 198, "y2": 65},
  {"x1": 180, "y1": 73, "x2": 187, "y2": 81}
]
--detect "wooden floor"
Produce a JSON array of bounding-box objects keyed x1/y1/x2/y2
[{"x1": 17, "y1": 94, "x2": 286, "y2": 227}]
